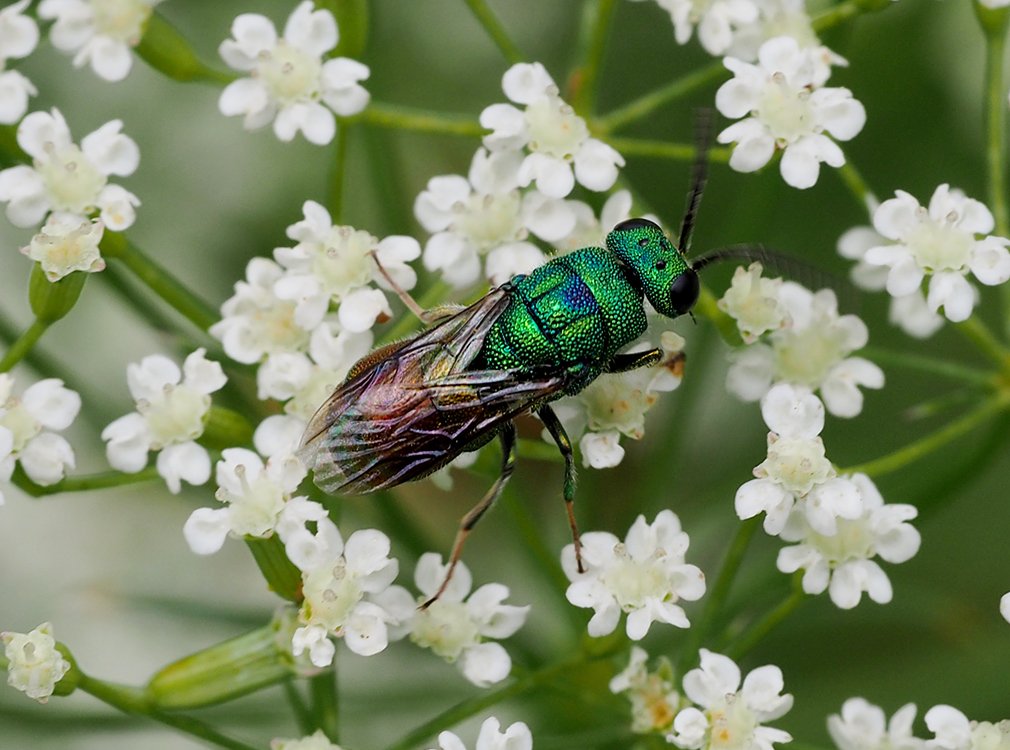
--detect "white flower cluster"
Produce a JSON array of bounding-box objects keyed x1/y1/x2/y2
[
  {"x1": 562, "y1": 510, "x2": 706, "y2": 640},
  {"x1": 1, "y1": 374, "x2": 81, "y2": 501},
  {"x1": 418, "y1": 62, "x2": 624, "y2": 288},
  {"x1": 429, "y1": 717, "x2": 533, "y2": 750},
  {"x1": 829, "y1": 698, "x2": 1009, "y2": 750},
  {"x1": 40, "y1": 0, "x2": 161, "y2": 82},
  {"x1": 0, "y1": 0, "x2": 38, "y2": 124},
  {"x1": 218, "y1": 2, "x2": 370, "y2": 145},
  {"x1": 634, "y1": 0, "x2": 834, "y2": 60},
  {"x1": 609, "y1": 646, "x2": 684, "y2": 734},
  {"x1": 102, "y1": 349, "x2": 226, "y2": 493},
  {"x1": 716, "y1": 36, "x2": 865, "y2": 189},
  {"x1": 735, "y1": 383, "x2": 920, "y2": 609},
  {"x1": 668, "y1": 649, "x2": 793, "y2": 750},
  {"x1": 271, "y1": 729, "x2": 344, "y2": 750},
  {"x1": 839, "y1": 184, "x2": 1010, "y2": 336},
  {"x1": 2, "y1": 622, "x2": 72, "y2": 704},
  {"x1": 722, "y1": 263, "x2": 883, "y2": 418}
]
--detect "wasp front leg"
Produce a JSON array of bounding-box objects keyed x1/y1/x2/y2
[
  {"x1": 538, "y1": 404, "x2": 585, "y2": 574},
  {"x1": 422, "y1": 422, "x2": 518, "y2": 609}
]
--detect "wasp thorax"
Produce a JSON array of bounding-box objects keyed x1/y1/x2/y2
[{"x1": 606, "y1": 218, "x2": 694, "y2": 319}]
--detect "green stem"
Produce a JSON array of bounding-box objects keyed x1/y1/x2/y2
[
  {"x1": 461, "y1": 0, "x2": 525, "y2": 64},
  {"x1": 102, "y1": 234, "x2": 219, "y2": 333},
  {"x1": 839, "y1": 393, "x2": 1010, "y2": 477},
  {"x1": 11, "y1": 465, "x2": 161, "y2": 497},
  {"x1": 982, "y1": 14, "x2": 1010, "y2": 239},
  {"x1": 595, "y1": 62, "x2": 725, "y2": 135},
  {"x1": 357, "y1": 102, "x2": 484, "y2": 138},
  {"x1": 136, "y1": 12, "x2": 233, "y2": 85},
  {"x1": 309, "y1": 669, "x2": 340, "y2": 743},
  {"x1": 810, "y1": 0, "x2": 862, "y2": 33},
  {"x1": 835, "y1": 160, "x2": 877, "y2": 214},
  {"x1": 0, "y1": 318, "x2": 49, "y2": 373},
  {"x1": 604, "y1": 137, "x2": 730, "y2": 163},
  {"x1": 676, "y1": 517, "x2": 760, "y2": 675},
  {"x1": 78, "y1": 675, "x2": 265, "y2": 750},
  {"x1": 284, "y1": 680, "x2": 314, "y2": 736},
  {"x1": 328, "y1": 124, "x2": 350, "y2": 222},
  {"x1": 570, "y1": 0, "x2": 618, "y2": 114},
  {"x1": 723, "y1": 581, "x2": 805, "y2": 660},
  {"x1": 383, "y1": 651, "x2": 597, "y2": 750},
  {"x1": 860, "y1": 345, "x2": 995, "y2": 386},
  {"x1": 955, "y1": 316, "x2": 1010, "y2": 368}
]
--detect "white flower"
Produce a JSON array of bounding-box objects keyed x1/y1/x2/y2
[
  {"x1": 828, "y1": 698, "x2": 922, "y2": 750},
  {"x1": 101, "y1": 349, "x2": 226, "y2": 493},
  {"x1": 257, "y1": 322, "x2": 373, "y2": 420},
  {"x1": 274, "y1": 201, "x2": 418, "y2": 331},
  {"x1": 0, "y1": 108, "x2": 140, "y2": 229},
  {"x1": 183, "y1": 448, "x2": 308, "y2": 556},
  {"x1": 554, "y1": 189, "x2": 637, "y2": 252},
  {"x1": 924, "y1": 706, "x2": 1009, "y2": 750},
  {"x1": 777, "y1": 473, "x2": 920, "y2": 609},
  {"x1": 861, "y1": 185, "x2": 1010, "y2": 323},
  {"x1": 0, "y1": 0, "x2": 39, "y2": 124},
  {"x1": 719, "y1": 263, "x2": 787, "y2": 343},
  {"x1": 1001, "y1": 592, "x2": 1010, "y2": 625},
  {"x1": 580, "y1": 430, "x2": 625, "y2": 468},
  {"x1": 725, "y1": 281, "x2": 884, "y2": 418},
  {"x1": 481, "y1": 62, "x2": 624, "y2": 198},
  {"x1": 716, "y1": 36, "x2": 865, "y2": 189},
  {"x1": 838, "y1": 225, "x2": 944, "y2": 338},
  {"x1": 416, "y1": 148, "x2": 574, "y2": 287},
  {"x1": 562, "y1": 510, "x2": 706, "y2": 640},
  {"x1": 22, "y1": 213, "x2": 105, "y2": 281},
  {"x1": 271, "y1": 728, "x2": 344, "y2": 750},
  {"x1": 295, "y1": 527, "x2": 402, "y2": 661},
  {"x1": 218, "y1": 1, "x2": 370, "y2": 145},
  {"x1": 668, "y1": 649, "x2": 793, "y2": 750},
  {"x1": 430, "y1": 717, "x2": 533, "y2": 750},
  {"x1": 399, "y1": 553, "x2": 529, "y2": 687},
  {"x1": 39, "y1": 0, "x2": 160, "y2": 82},
  {"x1": 211, "y1": 258, "x2": 319, "y2": 364},
  {"x1": 0, "y1": 374, "x2": 80, "y2": 496},
  {"x1": 610, "y1": 646, "x2": 684, "y2": 734},
  {"x1": 2, "y1": 622, "x2": 72, "y2": 703},
  {"x1": 636, "y1": 0, "x2": 760, "y2": 56}
]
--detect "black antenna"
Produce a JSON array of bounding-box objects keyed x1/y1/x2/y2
[{"x1": 678, "y1": 108, "x2": 714, "y2": 256}]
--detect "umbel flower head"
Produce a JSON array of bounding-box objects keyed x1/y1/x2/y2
[
  {"x1": 218, "y1": 1, "x2": 370, "y2": 145},
  {"x1": 39, "y1": 0, "x2": 161, "y2": 82},
  {"x1": 0, "y1": 108, "x2": 140, "y2": 230},
  {"x1": 562, "y1": 509, "x2": 706, "y2": 640}
]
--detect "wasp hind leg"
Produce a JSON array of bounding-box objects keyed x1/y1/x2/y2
[
  {"x1": 422, "y1": 422, "x2": 518, "y2": 609},
  {"x1": 538, "y1": 404, "x2": 585, "y2": 574},
  {"x1": 606, "y1": 348, "x2": 661, "y2": 373},
  {"x1": 370, "y1": 251, "x2": 463, "y2": 325}
]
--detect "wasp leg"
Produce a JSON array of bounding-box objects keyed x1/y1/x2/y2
[
  {"x1": 422, "y1": 422, "x2": 517, "y2": 609},
  {"x1": 606, "y1": 348, "x2": 661, "y2": 373},
  {"x1": 369, "y1": 251, "x2": 462, "y2": 324},
  {"x1": 538, "y1": 404, "x2": 585, "y2": 574}
]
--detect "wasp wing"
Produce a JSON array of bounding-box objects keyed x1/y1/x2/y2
[{"x1": 298, "y1": 289, "x2": 566, "y2": 494}]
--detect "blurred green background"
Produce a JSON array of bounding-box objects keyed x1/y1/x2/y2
[{"x1": 1, "y1": 1, "x2": 1008, "y2": 748}]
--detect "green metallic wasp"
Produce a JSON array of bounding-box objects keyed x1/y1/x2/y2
[{"x1": 299, "y1": 127, "x2": 740, "y2": 604}]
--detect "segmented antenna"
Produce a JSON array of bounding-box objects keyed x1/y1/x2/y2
[{"x1": 677, "y1": 108, "x2": 715, "y2": 256}]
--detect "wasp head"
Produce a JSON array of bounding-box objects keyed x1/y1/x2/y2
[{"x1": 607, "y1": 218, "x2": 699, "y2": 319}]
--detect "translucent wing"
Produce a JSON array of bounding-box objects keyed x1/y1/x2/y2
[{"x1": 298, "y1": 289, "x2": 566, "y2": 494}]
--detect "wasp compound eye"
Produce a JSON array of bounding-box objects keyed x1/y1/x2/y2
[{"x1": 669, "y1": 268, "x2": 700, "y2": 316}]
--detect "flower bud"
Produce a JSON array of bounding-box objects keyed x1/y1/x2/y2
[{"x1": 28, "y1": 263, "x2": 87, "y2": 324}]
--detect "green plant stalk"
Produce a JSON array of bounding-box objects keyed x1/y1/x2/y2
[
  {"x1": 102, "y1": 234, "x2": 219, "y2": 333},
  {"x1": 0, "y1": 318, "x2": 49, "y2": 373},
  {"x1": 461, "y1": 0, "x2": 525, "y2": 64},
  {"x1": 840, "y1": 393, "x2": 1010, "y2": 477},
  {"x1": 284, "y1": 680, "x2": 314, "y2": 736},
  {"x1": 724, "y1": 580, "x2": 805, "y2": 660},
  {"x1": 676, "y1": 517, "x2": 760, "y2": 675},
  {"x1": 835, "y1": 159, "x2": 877, "y2": 213},
  {"x1": 860, "y1": 345, "x2": 994, "y2": 385},
  {"x1": 136, "y1": 12, "x2": 233, "y2": 84},
  {"x1": 12, "y1": 465, "x2": 161, "y2": 497},
  {"x1": 310, "y1": 668, "x2": 340, "y2": 743},
  {"x1": 246, "y1": 536, "x2": 303, "y2": 603},
  {"x1": 956, "y1": 316, "x2": 1010, "y2": 368},
  {"x1": 77, "y1": 674, "x2": 265, "y2": 750},
  {"x1": 357, "y1": 102, "x2": 484, "y2": 137},
  {"x1": 982, "y1": 13, "x2": 1010, "y2": 240},
  {"x1": 570, "y1": 0, "x2": 618, "y2": 114},
  {"x1": 605, "y1": 137, "x2": 731, "y2": 163},
  {"x1": 810, "y1": 0, "x2": 862, "y2": 33}
]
